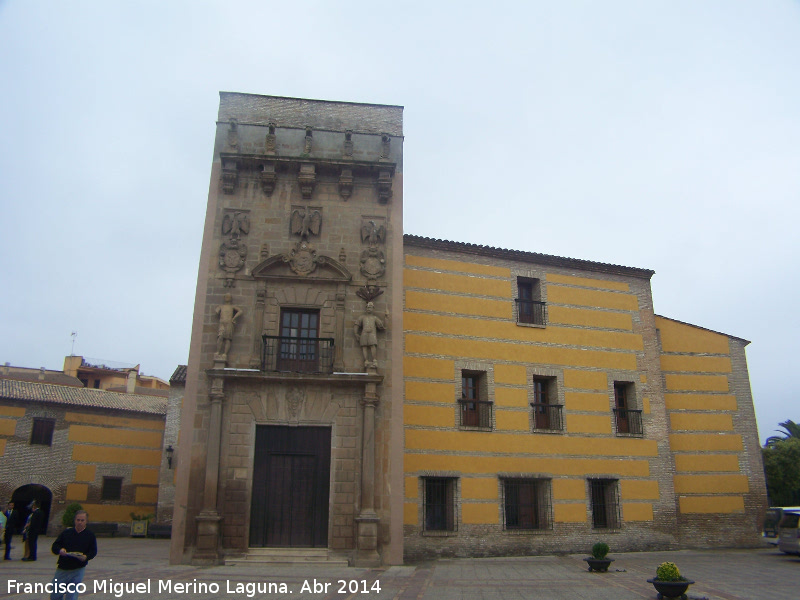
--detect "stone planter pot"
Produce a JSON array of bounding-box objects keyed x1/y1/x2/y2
[
  {"x1": 646, "y1": 578, "x2": 694, "y2": 599},
  {"x1": 584, "y1": 557, "x2": 614, "y2": 572}
]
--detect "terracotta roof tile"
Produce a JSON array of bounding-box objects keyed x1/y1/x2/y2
[{"x1": 0, "y1": 380, "x2": 167, "y2": 415}]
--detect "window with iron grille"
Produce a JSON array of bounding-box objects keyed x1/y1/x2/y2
[
  {"x1": 531, "y1": 376, "x2": 563, "y2": 431},
  {"x1": 101, "y1": 476, "x2": 123, "y2": 501},
  {"x1": 503, "y1": 478, "x2": 552, "y2": 530},
  {"x1": 589, "y1": 478, "x2": 621, "y2": 529},
  {"x1": 460, "y1": 371, "x2": 492, "y2": 429},
  {"x1": 516, "y1": 277, "x2": 546, "y2": 326},
  {"x1": 613, "y1": 381, "x2": 643, "y2": 436},
  {"x1": 30, "y1": 418, "x2": 55, "y2": 446},
  {"x1": 423, "y1": 477, "x2": 457, "y2": 532}
]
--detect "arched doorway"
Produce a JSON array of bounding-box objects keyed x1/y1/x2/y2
[{"x1": 11, "y1": 484, "x2": 53, "y2": 535}]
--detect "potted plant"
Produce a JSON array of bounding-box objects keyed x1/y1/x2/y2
[
  {"x1": 130, "y1": 512, "x2": 154, "y2": 538},
  {"x1": 647, "y1": 561, "x2": 694, "y2": 599},
  {"x1": 583, "y1": 542, "x2": 614, "y2": 572}
]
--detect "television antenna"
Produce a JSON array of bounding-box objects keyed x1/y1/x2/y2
[{"x1": 70, "y1": 331, "x2": 78, "y2": 355}]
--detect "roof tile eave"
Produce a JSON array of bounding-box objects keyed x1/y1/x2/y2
[{"x1": 403, "y1": 234, "x2": 655, "y2": 279}]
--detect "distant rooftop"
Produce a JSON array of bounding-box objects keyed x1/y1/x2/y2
[
  {"x1": 0, "y1": 379, "x2": 167, "y2": 415},
  {"x1": 170, "y1": 365, "x2": 187, "y2": 384}
]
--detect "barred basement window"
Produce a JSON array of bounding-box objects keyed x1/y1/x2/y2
[
  {"x1": 503, "y1": 478, "x2": 552, "y2": 530},
  {"x1": 101, "y1": 476, "x2": 123, "y2": 501},
  {"x1": 30, "y1": 418, "x2": 55, "y2": 446},
  {"x1": 423, "y1": 477, "x2": 457, "y2": 532},
  {"x1": 589, "y1": 478, "x2": 621, "y2": 529}
]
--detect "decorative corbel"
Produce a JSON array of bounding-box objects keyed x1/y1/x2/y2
[
  {"x1": 376, "y1": 169, "x2": 392, "y2": 204},
  {"x1": 298, "y1": 162, "x2": 316, "y2": 200},
  {"x1": 356, "y1": 284, "x2": 384, "y2": 303},
  {"x1": 222, "y1": 160, "x2": 238, "y2": 195},
  {"x1": 261, "y1": 162, "x2": 277, "y2": 196},
  {"x1": 339, "y1": 167, "x2": 354, "y2": 200}
]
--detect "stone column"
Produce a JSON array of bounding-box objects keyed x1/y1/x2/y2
[
  {"x1": 250, "y1": 286, "x2": 266, "y2": 368},
  {"x1": 194, "y1": 373, "x2": 224, "y2": 563},
  {"x1": 334, "y1": 285, "x2": 346, "y2": 371},
  {"x1": 355, "y1": 378, "x2": 380, "y2": 566}
]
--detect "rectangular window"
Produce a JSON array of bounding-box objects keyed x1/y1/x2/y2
[
  {"x1": 589, "y1": 478, "x2": 620, "y2": 529},
  {"x1": 460, "y1": 371, "x2": 491, "y2": 428},
  {"x1": 516, "y1": 277, "x2": 545, "y2": 325},
  {"x1": 93, "y1": 379, "x2": 101, "y2": 389},
  {"x1": 424, "y1": 477, "x2": 456, "y2": 532},
  {"x1": 531, "y1": 376, "x2": 563, "y2": 431},
  {"x1": 503, "y1": 478, "x2": 552, "y2": 530},
  {"x1": 101, "y1": 477, "x2": 123, "y2": 501},
  {"x1": 30, "y1": 418, "x2": 55, "y2": 446},
  {"x1": 613, "y1": 381, "x2": 642, "y2": 435},
  {"x1": 278, "y1": 309, "x2": 320, "y2": 373}
]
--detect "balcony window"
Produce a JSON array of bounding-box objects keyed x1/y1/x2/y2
[
  {"x1": 261, "y1": 309, "x2": 334, "y2": 373},
  {"x1": 516, "y1": 277, "x2": 546, "y2": 326},
  {"x1": 613, "y1": 381, "x2": 643, "y2": 436},
  {"x1": 460, "y1": 371, "x2": 492, "y2": 429},
  {"x1": 531, "y1": 376, "x2": 563, "y2": 432}
]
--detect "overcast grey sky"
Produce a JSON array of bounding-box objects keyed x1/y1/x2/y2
[{"x1": 1, "y1": 1, "x2": 797, "y2": 443}]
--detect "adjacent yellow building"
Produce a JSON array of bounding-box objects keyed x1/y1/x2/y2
[{"x1": 402, "y1": 236, "x2": 765, "y2": 558}]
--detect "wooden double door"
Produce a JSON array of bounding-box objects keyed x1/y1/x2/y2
[{"x1": 249, "y1": 425, "x2": 331, "y2": 547}]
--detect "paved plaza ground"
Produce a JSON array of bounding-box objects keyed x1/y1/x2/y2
[{"x1": 1, "y1": 537, "x2": 797, "y2": 600}]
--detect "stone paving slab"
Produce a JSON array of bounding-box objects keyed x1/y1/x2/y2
[{"x1": 1, "y1": 538, "x2": 797, "y2": 600}]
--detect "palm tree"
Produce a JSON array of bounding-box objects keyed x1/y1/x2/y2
[{"x1": 765, "y1": 419, "x2": 800, "y2": 448}]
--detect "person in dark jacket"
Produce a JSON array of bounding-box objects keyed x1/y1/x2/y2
[
  {"x1": 22, "y1": 500, "x2": 45, "y2": 561},
  {"x1": 3, "y1": 501, "x2": 21, "y2": 560},
  {"x1": 50, "y1": 510, "x2": 97, "y2": 600}
]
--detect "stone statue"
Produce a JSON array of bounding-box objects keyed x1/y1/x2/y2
[
  {"x1": 354, "y1": 302, "x2": 388, "y2": 369},
  {"x1": 215, "y1": 293, "x2": 243, "y2": 359}
]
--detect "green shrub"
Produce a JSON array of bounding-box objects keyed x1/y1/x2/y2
[
  {"x1": 655, "y1": 562, "x2": 683, "y2": 581},
  {"x1": 129, "y1": 512, "x2": 155, "y2": 521},
  {"x1": 61, "y1": 503, "x2": 83, "y2": 528},
  {"x1": 591, "y1": 542, "x2": 610, "y2": 559}
]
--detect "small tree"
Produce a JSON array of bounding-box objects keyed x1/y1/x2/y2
[
  {"x1": 62, "y1": 503, "x2": 83, "y2": 527},
  {"x1": 763, "y1": 437, "x2": 800, "y2": 506}
]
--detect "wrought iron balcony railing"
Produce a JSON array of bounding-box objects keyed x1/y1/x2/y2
[
  {"x1": 516, "y1": 299, "x2": 547, "y2": 326},
  {"x1": 530, "y1": 403, "x2": 564, "y2": 431},
  {"x1": 613, "y1": 408, "x2": 643, "y2": 436},
  {"x1": 262, "y1": 335, "x2": 335, "y2": 374},
  {"x1": 459, "y1": 399, "x2": 493, "y2": 428}
]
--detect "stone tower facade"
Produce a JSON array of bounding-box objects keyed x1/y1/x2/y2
[{"x1": 171, "y1": 93, "x2": 404, "y2": 566}]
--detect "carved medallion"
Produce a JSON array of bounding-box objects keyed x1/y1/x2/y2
[
  {"x1": 360, "y1": 246, "x2": 385, "y2": 280},
  {"x1": 219, "y1": 239, "x2": 248, "y2": 286},
  {"x1": 286, "y1": 240, "x2": 319, "y2": 276},
  {"x1": 286, "y1": 386, "x2": 305, "y2": 421}
]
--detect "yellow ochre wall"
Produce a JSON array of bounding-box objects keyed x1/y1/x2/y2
[
  {"x1": 656, "y1": 316, "x2": 748, "y2": 516},
  {"x1": 403, "y1": 251, "x2": 659, "y2": 529},
  {"x1": 0, "y1": 401, "x2": 163, "y2": 524}
]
